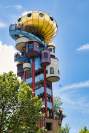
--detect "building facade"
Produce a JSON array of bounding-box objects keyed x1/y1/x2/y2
[{"x1": 9, "y1": 11, "x2": 64, "y2": 133}]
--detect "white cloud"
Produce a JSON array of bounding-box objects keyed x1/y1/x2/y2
[
  {"x1": 5, "y1": 5, "x2": 23, "y2": 11},
  {"x1": 61, "y1": 93, "x2": 89, "y2": 133},
  {"x1": 0, "y1": 41, "x2": 17, "y2": 74},
  {"x1": 60, "y1": 93, "x2": 89, "y2": 114},
  {"x1": 15, "y1": 5, "x2": 23, "y2": 10},
  {"x1": 0, "y1": 21, "x2": 7, "y2": 28},
  {"x1": 77, "y1": 43, "x2": 89, "y2": 51},
  {"x1": 59, "y1": 80, "x2": 89, "y2": 93}
]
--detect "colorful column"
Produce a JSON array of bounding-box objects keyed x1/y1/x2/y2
[
  {"x1": 44, "y1": 63, "x2": 47, "y2": 118},
  {"x1": 32, "y1": 58, "x2": 35, "y2": 96}
]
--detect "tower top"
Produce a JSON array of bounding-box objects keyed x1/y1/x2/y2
[{"x1": 16, "y1": 11, "x2": 58, "y2": 44}]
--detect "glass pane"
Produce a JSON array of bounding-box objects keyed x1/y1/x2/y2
[{"x1": 50, "y1": 67, "x2": 54, "y2": 74}]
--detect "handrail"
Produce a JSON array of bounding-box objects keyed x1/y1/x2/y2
[{"x1": 9, "y1": 24, "x2": 47, "y2": 47}]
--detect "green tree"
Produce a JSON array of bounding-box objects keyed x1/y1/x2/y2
[
  {"x1": 9, "y1": 82, "x2": 42, "y2": 133},
  {"x1": 0, "y1": 72, "x2": 42, "y2": 133},
  {"x1": 54, "y1": 97, "x2": 62, "y2": 112},
  {"x1": 60, "y1": 124, "x2": 70, "y2": 133},
  {"x1": 79, "y1": 127, "x2": 89, "y2": 133},
  {"x1": 0, "y1": 72, "x2": 19, "y2": 133},
  {"x1": 54, "y1": 97, "x2": 65, "y2": 127}
]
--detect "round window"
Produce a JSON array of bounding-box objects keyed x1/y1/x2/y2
[{"x1": 27, "y1": 13, "x2": 32, "y2": 17}]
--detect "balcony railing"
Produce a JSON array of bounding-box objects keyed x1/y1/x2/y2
[
  {"x1": 26, "y1": 74, "x2": 44, "y2": 84},
  {"x1": 26, "y1": 44, "x2": 40, "y2": 57},
  {"x1": 35, "y1": 87, "x2": 52, "y2": 96},
  {"x1": 14, "y1": 53, "x2": 29, "y2": 63}
]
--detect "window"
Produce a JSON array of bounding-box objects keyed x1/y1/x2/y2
[
  {"x1": 18, "y1": 17, "x2": 21, "y2": 22},
  {"x1": 39, "y1": 13, "x2": 44, "y2": 17},
  {"x1": 49, "y1": 48, "x2": 52, "y2": 52},
  {"x1": 58, "y1": 69, "x2": 59, "y2": 74},
  {"x1": 27, "y1": 13, "x2": 32, "y2": 17},
  {"x1": 46, "y1": 70, "x2": 48, "y2": 74},
  {"x1": 50, "y1": 67, "x2": 54, "y2": 74},
  {"x1": 53, "y1": 47, "x2": 55, "y2": 53},
  {"x1": 44, "y1": 52, "x2": 48, "y2": 58},
  {"x1": 46, "y1": 122, "x2": 52, "y2": 131},
  {"x1": 17, "y1": 64, "x2": 23, "y2": 72},
  {"x1": 50, "y1": 16, "x2": 54, "y2": 21}
]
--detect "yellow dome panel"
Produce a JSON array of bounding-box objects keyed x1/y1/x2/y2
[{"x1": 17, "y1": 11, "x2": 58, "y2": 44}]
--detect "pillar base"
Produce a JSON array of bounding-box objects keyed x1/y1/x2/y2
[
  {"x1": 45, "y1": 118, "x2": 60, "y2": 133},
  {"x1": 38, "y1": 118, "x2": 61, "y2": 133}
]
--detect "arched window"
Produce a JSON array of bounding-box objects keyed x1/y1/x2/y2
[
  {"x1": 46, "y1": 70, "x2": 48, "y2": 74},
  {"x1": 50, "y1": 67, "x2": 54, "y2": 74},
  {"x1": 53, "y1": 47, "x2": 55, "y2": 53}
]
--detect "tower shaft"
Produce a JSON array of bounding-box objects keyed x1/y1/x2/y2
[{"x1": 9, "y1": 11, "x2": 64, "y2": 133}]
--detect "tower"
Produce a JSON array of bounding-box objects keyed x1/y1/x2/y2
[{"x1": 9, "y1": 11, "x2": 63, "y2": 133}]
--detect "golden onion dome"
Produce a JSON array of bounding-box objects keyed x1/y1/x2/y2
[{"x1": 17, "y1": 11, "x2": 58, "y2": 44}]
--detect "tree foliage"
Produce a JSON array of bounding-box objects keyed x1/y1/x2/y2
[
  {"x1": 0, "y1": 72, "x2": 19, "y2": 132},
  {"x1": 0, "y1": 72, "x2": 42, "y2": 133},
  {"x1": 60, "y1": 124, "x2": 70, "y2": 133},
  {"x1": 79, "y1": 127, "x2": 89, "y2": 133},
  {"x1": 54, "y1": 97, "x2": 62, "y2": 112}
]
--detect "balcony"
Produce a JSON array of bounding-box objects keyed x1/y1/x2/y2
[
  {"x1": 46, "y1": 57, "x2": 60, "y2": 82},
  {"x1": 26, "y1": 74, "x2": 44, "y2": 84},
  {"x1": 48, "y1": 45, "x2": 55, "y2": 57},
  {"x1": 35, "y1": 87, "x2": 52, "y2": 96},
  {"x1": 41, "y1": 50, "x2": 51, "y2": 65},
  {"x1": 14, "y1": 53, "x2": 29, "y2": 63},
  {"x1": 9, "y1": 24, "x2": 21, "y2": 31},
  {"x1": 23, "y1": 63, "x2": 31, "y2": 70},
  {"x1": 26, "y1": 43, "x2": 40, "y2": 57},
  {"x1": 9, "y1": 24, "x2": 16, "y2": 31}
]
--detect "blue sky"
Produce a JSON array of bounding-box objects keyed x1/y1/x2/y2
[{"x1": 0, "y1": 0, "x2": 89, "y2": 133}]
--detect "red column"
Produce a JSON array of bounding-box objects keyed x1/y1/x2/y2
[
  {"x1": 24, "y1": 70, "x2": 26, "y2": 81},
  {"x1": 44, "y1": 64, "x2": 47, "y2": 118},
  {"x1": 51, "y1": 88, "x2": 54, "y2": 118},
  {"x1": 32, "y1": 58, "x2": 35, "y2": 96}
]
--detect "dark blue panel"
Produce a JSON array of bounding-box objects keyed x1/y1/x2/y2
[{"x1": 14, "y1": 55, "x2": 30, "y2": 63}]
